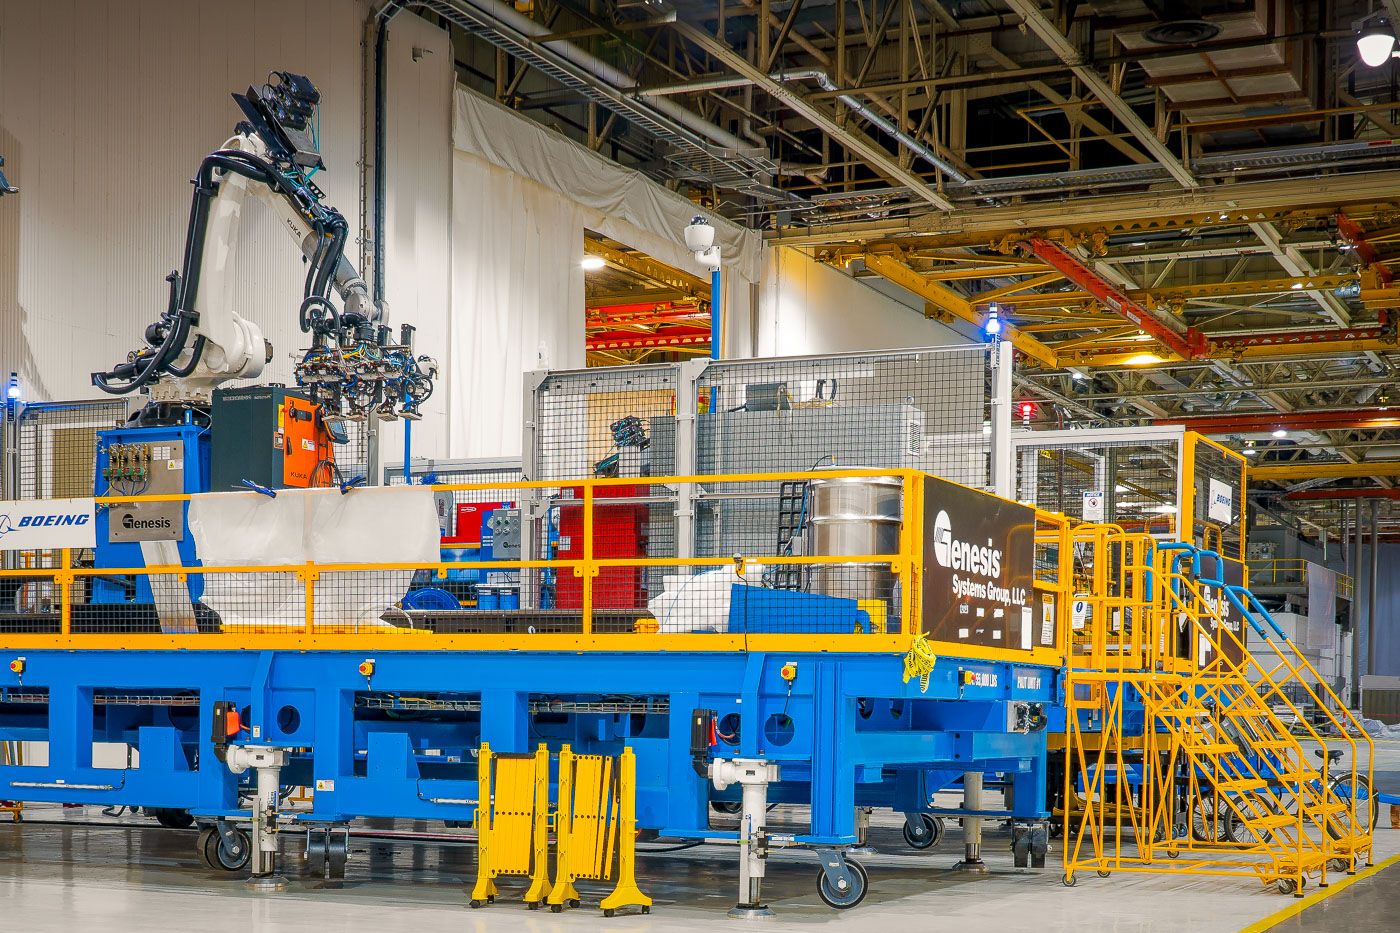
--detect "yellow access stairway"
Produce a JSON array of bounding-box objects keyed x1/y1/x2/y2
[{"x1": 1059, "y1": 529, "x2": 1374, "y2": 895}]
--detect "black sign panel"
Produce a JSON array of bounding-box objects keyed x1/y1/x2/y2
[{"x1": 921, "y1": 476, "x2": 1037, "y2": 651}]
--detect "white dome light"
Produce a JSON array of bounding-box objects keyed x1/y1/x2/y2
[{"x1": 1358, "y1": 29, "x2": 1396, "y2": 67}]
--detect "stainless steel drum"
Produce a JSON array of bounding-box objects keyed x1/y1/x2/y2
[{"x1": 805, "y1": 473, "x2": 903, "y2": 628}]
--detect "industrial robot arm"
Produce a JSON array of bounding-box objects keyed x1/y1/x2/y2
[{"x1": 91, "y1": 73, "x2": 426, "y2": 421}]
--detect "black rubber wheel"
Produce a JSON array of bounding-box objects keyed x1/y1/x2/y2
[
  {"x1": 603, "y1": 909, "x2": 615, "y2": 918},
  {"x1": 527, "y1": 901, "x2": 539, "y2": 910},
  {"x1": 1276, "y1": 878, "x2": 1297, "y2": 895},
  {"x1": 194, "y1": 826, "x2": 217, "y2": 869},
  {"x1": 569, "y1": 899, "x2": 580, "y2": 908},
  {"x1": 815, "y1": 859, "x2": 869, "y2": 910},
  {"x1": 203, "y1": 826, "x2": 251, "y2": 872},
  {"x1": 1192, "y1": 799, "x2": 1225, "y2": 842},
  {"x1": 711, "y1": 801, "x2": 742, "y2": 815},
  {"x1": 1328, "y1": 858, "x2": 1351, "y2": 873},
  {"x1": 642, "y1": 906, "x2": 650, "y2": 914},
  {"x1": 1096, "y1": 870, "x2": 1111, "y2": 878},
  {"x1": 1166, "y1": 849, "x2": 1180, "y2": 859},
  {"x1": 1062, "y1": 873, "x2": 1076, "y2": 887},
  {"x1": 1329, "y1": 775, "x2": 1379, "y2": 838},
  {"x1": 901, "y1": 814, "x2": 944, "y2": 850},
  {"x1": 469, "y1": 900, "x2": 484, "y2": 909},
  {"x1": 487, "y1": 895, "x2": 496, "y2": 904},
  {"x1": 154, "y1": 808, "x2": 195, "y2": 829},
  {"x1": 551, "y1": 904, "x2": 562, "y2": 913}
]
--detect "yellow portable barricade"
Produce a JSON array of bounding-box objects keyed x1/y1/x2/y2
[
  {"x1": 547, "y1": 745, "x2": 652, "y2": 915},
  {"x1": 469, "y1": 742, "x2": 552, "y2": 908}
]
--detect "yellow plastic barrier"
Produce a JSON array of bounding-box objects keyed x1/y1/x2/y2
[
  {"x1": 470, "y1": 743, "x2": 552, "y2": 908},
  {"x1": 547, "y1": 745, "x2": 651, "y2": 916}
]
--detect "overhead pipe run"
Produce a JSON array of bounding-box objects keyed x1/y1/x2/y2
[
  {"x1": 433, "y1": 0, "x2": 756, "y2": 154},
  {"x1": 773, "y1": 71, "x2": 970, "y2": 184}
]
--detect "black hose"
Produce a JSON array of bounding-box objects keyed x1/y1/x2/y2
[
  {"x1": 312, "y1": 221, "x2": 347, "y2": 301},
  {"x1": 299, "y1": 295, "x2": 340, "y2": 335},
  {"x1": 164, "y1": 335, "x2": 208, "y2": 378}
]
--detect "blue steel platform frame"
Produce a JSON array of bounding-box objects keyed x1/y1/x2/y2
[{"x1": 0, "y1": 648, "x2": 1057, "y2": 844}]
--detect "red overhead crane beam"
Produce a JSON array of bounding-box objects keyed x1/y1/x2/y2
[
  {"x1": 1022, "y1": 238, "x2": 1209, "y2": 361},
  {"x1": 1285, "y1": 488, "x2": 1400, "y2": 501},
  {"x1": 1155, "y1": 408, "x2": 1400, "y2": 434}
]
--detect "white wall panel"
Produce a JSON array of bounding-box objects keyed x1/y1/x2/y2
[
  {"x1": 756, "y1": 246, "x2": 967, "y2": 356},
  {"x1": 0, "y1": 0, "x2": 370, "y2": 402}
]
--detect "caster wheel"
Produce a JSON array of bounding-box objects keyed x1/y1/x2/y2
[
  {"x1": 1276, "y1": 878, "x2": 1297, "y2": 896},
  {"x1": 816, "y1": 859, "x2": 869, "y2": 909},
  {"x1": 527, "y1": 902, "x2": 539, "y2": 910},
  {"x1": 569, "y1": 899, "x2": 580, "y2": 908},
  {"x1": 1166, "y1": 850, "x2": 1180, "y2": 859},
  {"x1": 551, "y1": 905, "x2": 563, "y2": 914},
  {"x1": 603, "y1": 909, "x2": 615, "y2": 918},
  {"x1": 195, "y1": 826, "x2": 217, "y2": 869},
  {"x1": 1328, "y1": 859, "x2": 1350, "y2": 873},
  {"x1": 202, "y1": 826, "x2": 251, "y2": 872},
  {"x1": 469, "y1": 900, "x2": 484, "y2": 909},
  {"x1": 642, "y1": 906, "x2": 650, "y2": 914},
  {"x1": 487, "y1": 895, "x2": 496, "y2": 904},
  {"x1": 902, "y1": 814, "x2": 945, "y2": 850},
  {"x1": 1096, "y1": 870, "x2": 1111, "y2": 878},
  {"x1": 1062, "y1": 873, "x2": 1077, "y2": 887}
]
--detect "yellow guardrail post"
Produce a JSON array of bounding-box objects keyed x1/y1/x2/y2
[
  {"x1": 59, "y1": 548, "x2": 72, "y2": 636},
  {"x1": 470, "y1": 742, "x2": 497, "y2": 907},
  {"x1": 581, "y1": 486, "x2": 594, "y2": 636},
  {"x1": 301, "y1": 561, "x2": 318, "y2": 635},
  {"x1": 600, "y1": 747, "x2": 651, "y2": 917}
]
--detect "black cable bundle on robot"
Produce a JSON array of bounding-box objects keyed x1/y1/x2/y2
[{"x1": 92, "y1": 147, "x2": 314, "y2": 395}]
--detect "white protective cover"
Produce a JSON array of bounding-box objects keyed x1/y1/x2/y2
[{"x1": 188, "y1": 486, "x2": 439, "y2": 629}]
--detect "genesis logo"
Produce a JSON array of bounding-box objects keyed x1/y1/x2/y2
[
  {"x1": 121, "y1": 513, "x2": 171, "y2": 530},
  {"x1": 931, "y1": 509, "x2": 1002, "y2": 577}
]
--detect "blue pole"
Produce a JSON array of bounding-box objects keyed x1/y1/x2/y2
[{"x1": 709, "y1": 265, "x2": 721, "y2": 411}]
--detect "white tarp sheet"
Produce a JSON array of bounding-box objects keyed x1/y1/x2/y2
[{"x1": 188, "y1": 486, "x2": 439, "y2": 629}]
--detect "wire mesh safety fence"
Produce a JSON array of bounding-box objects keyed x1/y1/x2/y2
[
  {"x1": 1017, "y1": 437, "x2": 1183, "y2": 535},
  {"x1": 1189, "y1": 437, "x2": 1247, "y2": 561}
]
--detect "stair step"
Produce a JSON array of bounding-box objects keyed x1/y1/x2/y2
[
  {"x1": 1275, "y1": 851, "x2": 1328, "y2": 872},
  {"x1": 1185, "y1": 741, "x2": 1238, "y2": 754},
  {"x1": 1246, "y1": 813, "x2": 1299, "y2": 830},
  {"x1": 1214, "y1": 779, "x2": 1267, "y2": 794},
  {"x1": 1303, "y1": 801, "x2": 1348, "y2": 817},
  {"x1": 1248, "y1": 739, "x2": 1296, "y2": 750}
]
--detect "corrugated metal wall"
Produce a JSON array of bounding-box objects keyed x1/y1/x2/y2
[{"x1": 0, "y1": 0, "x2": 371, "y2": 402}]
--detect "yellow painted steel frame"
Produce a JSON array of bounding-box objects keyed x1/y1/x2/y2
[
  {"x1": 1058, "y1": 525, "x2": 1374, "y2": 893},
  {"x1": 1181, "y1": 431, "x2": 1250, "y2": 564},
  {"x1": 0, "y1": 469, "x2": 1070, "y2": 669},
  {"x1": 600, "y1": 747, "x2": 652, "y2": 915}
]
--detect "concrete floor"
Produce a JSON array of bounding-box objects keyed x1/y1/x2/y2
[{"x1": 0, "y1": 739, "x2": 1396, "y2": 932}]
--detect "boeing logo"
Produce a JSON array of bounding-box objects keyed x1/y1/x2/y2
[
  {"x1": 932, "y1": 509, "x2": 1002, "y2": 577},
  {"x1": 1, "y1": 512, "x2": 90, "y2": 531}
]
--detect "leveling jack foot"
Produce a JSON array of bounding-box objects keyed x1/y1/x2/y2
[
  {"x1": 727, "y1": 903, "x2": 774, "y2": 919},
  {"x1": 953, "y1": 858, "x2": 989, "y2": 874},
  {"x1": 245, "y1": 874, "x2": 288, "y2": 892}
]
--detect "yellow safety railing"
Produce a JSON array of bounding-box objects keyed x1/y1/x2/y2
[
  {"x1": 1059, "y1": 525, "x2": 1375, "y2": 894},
  {"x1": 1247, "y1": 559, "x2": 1354, "y2": 600},
  {"x1": 0, "y1": 470, "x2": 1072, "y2": 669}
]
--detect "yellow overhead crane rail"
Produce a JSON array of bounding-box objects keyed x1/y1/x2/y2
[{"x1": 825, "y1": 247, "x2": 1399, "y2": 370}]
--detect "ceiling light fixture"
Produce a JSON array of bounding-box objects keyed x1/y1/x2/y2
[
  {"x1": 1357, "y1": 13, "x2": 1398, "y2": 67},
  {"x1": 581, "y1": 256, "x2": 606, "y2": 270},
  {"x1": 1272, "y1": 428, "x2": 1289, "y2": 438},
  {"x1": 1125, "y1": 353, "x2": 1162, "y2": 366}
]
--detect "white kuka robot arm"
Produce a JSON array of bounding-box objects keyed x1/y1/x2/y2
[{"x1": 93, "y1": 73, "x2": 381, "y2": 406}]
